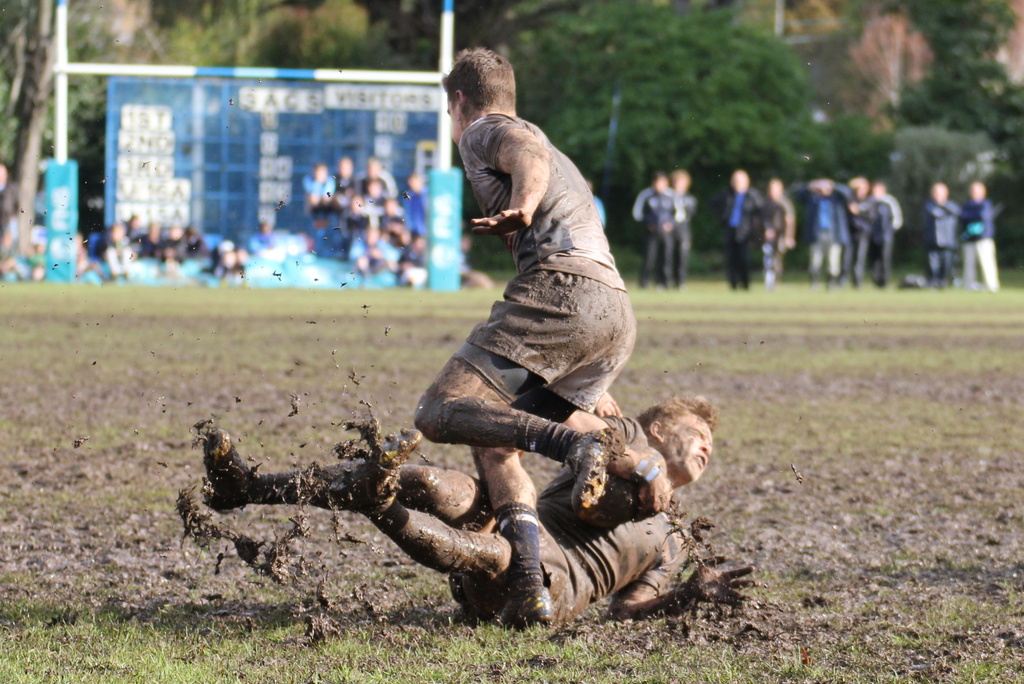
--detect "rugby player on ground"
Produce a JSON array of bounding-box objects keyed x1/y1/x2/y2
[{"x1": 197, "y1": 396, "x2": 756, "y2": 625}]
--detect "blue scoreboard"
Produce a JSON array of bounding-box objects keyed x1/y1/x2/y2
[{"x1": 104, "y1": 77, "x2": 441, "y2": 243}]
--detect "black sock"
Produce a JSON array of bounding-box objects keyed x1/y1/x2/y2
[
  {"x1": 514, "y1": 415, "x2": 578, "y2": 463},
  {"x1": 494, "y1": 502, "x2": 544, "y2": 593}
]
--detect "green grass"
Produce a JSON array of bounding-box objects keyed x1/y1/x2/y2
[{"x1": 1, "y1": 280, "x2": 1023, "y2": 682}]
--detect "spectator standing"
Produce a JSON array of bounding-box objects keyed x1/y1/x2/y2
[
  {"x1": 794, "y1": 179, "x2": 851, "y2": 290},
  {"x1": 845, "y1": 177, "x2": 874, "y2": 289},
  {"x1": 959, "y1": 181, "x2": 1000, "y2": 292},
  {"x1": 670, "y1": 170, "x2": 697, "y2": 290},
  {"x1": 762, "y1": 178, "x2": 795, "y2": 289},
  {"x1": 866, "y1": 181, "x2": 902, "y2": 288},
  {"x1": 711, "y1": 169, "x2": 763, "y2": 291},
  {"x1": 404, "y1": 172, "x2": 428, "y2": 238},
  {"x1": 922, "y1": 182, "x2": 960, "y2": 289},
  {"x1": 632, "y1": 171, "x2": 676, "y2": 289}
]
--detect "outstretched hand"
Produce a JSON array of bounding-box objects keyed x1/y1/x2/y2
[
  {"x1": 672, "y1": 556, "x2": 758, "y2": 612},
  {"x1": 471, "y1": 209, "x2": 531, "y2": 236}
]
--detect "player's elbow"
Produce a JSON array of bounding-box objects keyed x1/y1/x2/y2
[
  {"x1": 413, "y1": 393, "x2": 449, "y2": 444},
  {"x1": 413, "y1": 402, "x2": 440, "y2": 443}
]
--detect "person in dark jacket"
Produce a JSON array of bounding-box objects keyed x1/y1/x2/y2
[
  {"x1": 866, "y1": 181, "x2": 902, "y2": 288},
  {"x1": 959, "y1": 181, "x2": 999, "y2": 292},
  {"x1": 845, "y1": 177, "x2": 874, "y2": 289},
  {"x1": 922, "y1": 182, "x2": 960, "y2": 289},
  {"x1": 793, "y1": 179, "x2": 852, "y2": 289},
  {"x1": 711, "y1": 169, "x2": 763, "y2": 291},
  {"x1": 632, "y1": 172, "x2": 677, "y2": 289}
]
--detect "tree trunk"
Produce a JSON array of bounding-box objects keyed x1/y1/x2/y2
[{"x1": 12, "y1": 0, "x2": 55, "y2": 255}]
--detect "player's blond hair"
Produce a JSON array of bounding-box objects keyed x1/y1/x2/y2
[
  {"x1": 637, "y1": 395, "x2": 718, "y2": 433},
  {"x1": 442, "y1": 47, "x2": 517, "y2": 114}
]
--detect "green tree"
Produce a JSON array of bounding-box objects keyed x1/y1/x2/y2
[
  {"x1": 898, "y1": 0, "x2": 1021, "y2": 138},
  {"x1": 1, "y1": 0, "x2": 55, "y2": 253},
  {"x1": 889, "y1": 126, "x2": 995, "y2": 252},
  {"x1": 512, "y1": 2, "x2": 821, "y2": 250}
]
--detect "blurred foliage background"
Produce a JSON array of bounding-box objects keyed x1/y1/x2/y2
[{"x1": 3, "y1": 0, "x2": 1023, "y2": 272}]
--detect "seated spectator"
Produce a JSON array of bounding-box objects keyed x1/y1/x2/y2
[
  {"x1": 75, "y1": 233, "x2": 107, "y2": 282},
  {"x1": 161, "y1": 224, "x2": 188, "y2": 264},
  {"x1": 359, "y1": 156, "x2": 398, "y2": 199},
  {"x1": 399, "y1": 234, "x2": 428, "y2": 288},
  {"x1": 183, "y1": 225, "x2": 210, "y2": 260},
  {"x1": 0, "y1": 226, "x2": 27, "y2": 280},
  {"x1": 136, "y1": 221, "x2": 164, "y2": 259},
  {"x1": 28, "y1": 242, "x2": 47, "y2": 282},
  {"x1": 213, "y1": 240, "x2": 246, "y2": 284},
  {"x1": 343, "y1": 194, "x2": 372, "y2": 254},
  {"x1": 125, "y1": 214, "x2": 144, "y2": 242},
  {"x1": 405, "y1": 172, "x2": 428, "y2": 238},
  {"x1": 332, "y1": 156, "x2": 356, "y2": 210},
  {"x1": 303, "y1": 162, "x2": 339, "y2": 248},
  {"x1": 104, "y1": 221, "x2": 133, "y2": 281},
  {"x1": 248, "y1": 221, "x2": 278, "y2": 256},
  {"x1": 381, "y1": 196, "x2": 405, "y2": 228},
  {"x1": 363, "y1": 178, "x2": 387, "y2": 227},
  {"x1": 350, "y1": 224, "x2": 400, "y2": 282}
]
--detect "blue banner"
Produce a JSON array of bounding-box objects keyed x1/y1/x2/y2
[
  {"x1": 45, "y1": 160, "x2": 79, "y2": 283},
  {"x1": 427, "y1": 168, "x2": 463, "y2": 292}
]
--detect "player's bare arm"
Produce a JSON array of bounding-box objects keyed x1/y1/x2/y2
[{"x1": 470, "y1": 128, "x2": 550, "y2": 236}]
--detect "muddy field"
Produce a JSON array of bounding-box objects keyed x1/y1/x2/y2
[{"x1": 1, "y1": 284, "x2": 1023, "y2": 682}]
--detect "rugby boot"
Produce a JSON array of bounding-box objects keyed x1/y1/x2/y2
[
  {"x1": 499, "y1": 582, "x2": 554, "y2": 629},
  {"x1": 328, "y1": 428, "x2": 422, "y2": 512},
  {"x1": 565, "y1": 430, "x2": 612, "y2": 513},
  {"x1": 202, "y1": 428, "x2": 254, "y2": 511}
]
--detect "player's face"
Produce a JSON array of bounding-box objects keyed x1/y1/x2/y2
[{"x1": 658, "y1": 415, "x2": 713, "y2": 486}]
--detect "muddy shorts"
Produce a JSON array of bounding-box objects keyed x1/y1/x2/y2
[{"x1": 458, "y1": 268, "x2": 635, "y2": 412}]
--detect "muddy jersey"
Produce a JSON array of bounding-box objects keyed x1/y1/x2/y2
[
  {"x1": 535, "y1": 416, "x2": 685, "y2": 621},
  {"x1": 458, "y1": 114, "x2": 625, "y2": 291}
]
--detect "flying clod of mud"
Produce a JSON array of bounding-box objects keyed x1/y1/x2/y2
[
  {"x1": 305, "y1": 612, "x2": 344, "y2": 645},
  {"x1": 176, "y1": 487, "x2": 309, "y2": 584}
]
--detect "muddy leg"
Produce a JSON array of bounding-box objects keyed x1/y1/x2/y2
[
  {"x1": 415, "y1": 358, "x2": 581, "y2": 463},
  {"x1": 397, "y1": 465, "x2": 493, "y2": 530},
  {"x1": 201, "y1": 427, "x2": 420, "y2": 512},
  {"x1": 367, "y1": 500, "x2": 510, "y2": 578}
]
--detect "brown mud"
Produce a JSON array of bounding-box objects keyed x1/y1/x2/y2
[{"x1": 1, "y1": 299, "x2": 1022, "y2": 677}]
